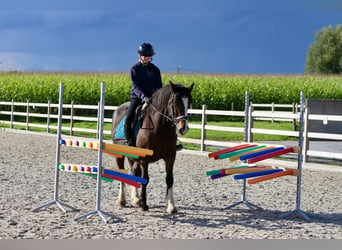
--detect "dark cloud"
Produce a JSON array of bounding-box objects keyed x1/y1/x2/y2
[{"x1": 0, "y1": 4, "x2": 341, "y2": 74}]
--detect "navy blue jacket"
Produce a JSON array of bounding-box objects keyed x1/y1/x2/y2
[{"x1": 129, "y1": 61, "x2": 162, "y2": 99}]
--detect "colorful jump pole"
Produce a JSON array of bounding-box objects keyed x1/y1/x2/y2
[
  {"x1": 208, "y1": 143, "x2": 257, "y2": 159},
  {"x1": 228, "y1": 145, "x2": 274, "y2": 162},
  {"x1": 246, "y1": 147, "x2": 299, "y2": 164},
  {"x1": 58, "y1": 164, "x2": 144, "y2": 187},
  {"x1": 217, "y1": 144, "x2": 260, "y2": 160},
  {"x1": 59, "y1": 138, "x2": 153, "y2": 158},
  {"x1": 103, "y1": 143, "x2": 153, "y2": 157},
  {"x1": 90, "y1": 166, "x2": 147, "y2": 185},
  {"x1": 247, "y1": 169, "x2": 294, "y2": 184},
  {"x1": 222, "y1": 166, "x2": 277, "y2": 175},
  {"x1": 206, "y1": 165, "x2": 251, "y2": 180},
  {"x1": 32, "y1": 83, "x2": 79, "y2": 213},
  {"x1": 234, "y1": 169, "x2": 284, "y2": 180},
  {"x1": 239, "y1": 147, "x2": 285, "y2": 161}
]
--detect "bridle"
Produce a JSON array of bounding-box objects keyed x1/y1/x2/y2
[{"x1": 148, "y1": 93, "x2": 189, "y2": 126}]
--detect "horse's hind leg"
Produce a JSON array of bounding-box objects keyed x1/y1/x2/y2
[
  {"x1": 130, "y1": 162, "x2": 150, "y2": 211},
  {"x1": 165, "y1": 158, "x2": 177, "y2": 214},
  {"x1": 130, "y1": 161, "x2": 142, "y2": 207},
  {"x1": 116, "y1": 157, "x2": 127, "y2": 207}
]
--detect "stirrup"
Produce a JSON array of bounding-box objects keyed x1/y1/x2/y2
[{"x1": 124, "y1": 139, "x2": 134, "y2": 147}]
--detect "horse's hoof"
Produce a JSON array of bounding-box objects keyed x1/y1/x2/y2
[
  {"x1": 116, "y1": 200, "x2": 126, "y2": 207},
  {"x1": 131, "y1": 198, "x2": 140, "y2": 207},
  {"x1": 167, "y1": 207, "x2": 178, "y2": 214},
  {"x1": 140, "y1": 204, "x2": 149, "y2": 211}
]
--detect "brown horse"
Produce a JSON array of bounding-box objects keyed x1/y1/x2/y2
[{"x1": 111, "y1": 81, "x2": 194, "y2": 214}]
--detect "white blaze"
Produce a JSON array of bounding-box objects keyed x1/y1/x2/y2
[{"x1": 182, "y1": 97, "x2": 189, "y2": 129}]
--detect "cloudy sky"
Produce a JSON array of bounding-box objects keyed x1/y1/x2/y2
[{"x1": 0, "y1": 0, "x2": 341, "y2": 74}]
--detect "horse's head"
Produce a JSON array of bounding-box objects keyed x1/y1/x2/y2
[{"x1": 168, "y1": 81, "x2": 194, "y2": 135}]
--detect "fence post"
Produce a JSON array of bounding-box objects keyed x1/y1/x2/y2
[
  {"x1": 70, "y1": 100, "x2": 74, "y2": 136},
  {"x1": 200, "y1": 104, "x2": 207, "y2": 151},
  {"x1": 271, "y1": 102, "x2": 274, "y2": 123},
  {"x1": 292, "y1": 102, "x2": 297, "y2": 131},
  {"x1": 10, "y1": 99, "x2": 14, "y2": 129},
  {"x1": 26, "y1": 100, "x2": 30, "y2": 131},
  {"x1": 248, "y1": 105, "x2": 254, "y2": 142},
  {"x1": 47, "y1": 100, "x2": 51, "y2": 133}
]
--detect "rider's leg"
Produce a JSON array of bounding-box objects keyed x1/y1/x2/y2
[{"x1": 124, "y1": 98, "x2": 141, "y2": 146}]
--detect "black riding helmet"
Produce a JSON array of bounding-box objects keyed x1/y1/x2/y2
[{"x1": 138, "y1": 43, "x2": 155, "y2": 57}]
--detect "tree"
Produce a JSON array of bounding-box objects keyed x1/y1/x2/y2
[{"x1": 305, "y1": 25, "x2": 342, "y2": 74}]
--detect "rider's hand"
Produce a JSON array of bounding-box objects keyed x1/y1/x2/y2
[{"x1": 143, "y1": 97, "x2": 151, "y2": 103}]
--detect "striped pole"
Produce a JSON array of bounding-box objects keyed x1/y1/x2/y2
[
  {"x1": 240, "y1": 147, "x2": 285, "y2": 161},
  {"x1": 234, "y1": 169, "x2": 284, "y2": 180},
  {"x1": 247, "y1": 147, "x2": 298, "y2": 164},
  {"x1": 208, "y1": 143, "x2": 256, "y2": 159},
  {"x1": 247, "y1": 170, "x2": 295, "y2": 184},
  {"x1": 228, "y1": 145, "x2": 272, "y2": 162},
  {"x1": 217, "y1": 144, "x2": 260, "y2": 160}
]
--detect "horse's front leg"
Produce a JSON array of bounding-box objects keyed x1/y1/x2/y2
[
  {"x1": 165, "y1": 158, "x2": 177, "y2": 214},
  {"x1": 138, "y1": 163, "x2": 149, "y2": 211}
]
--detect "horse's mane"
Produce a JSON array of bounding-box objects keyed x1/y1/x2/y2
[
  {"x1": 151, "y1": 83, "x2": 191, "y2": 109},
  {"x1": 151, "y1": 84, "x2": 173, "y2": 110}
]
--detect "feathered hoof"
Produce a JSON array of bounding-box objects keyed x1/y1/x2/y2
[
  {"x1": 166, "y1": 207, "x2": 178, "y2": 214},
  {"x1": 131, "y1": 197, "x2": 141, "y2": 207}
]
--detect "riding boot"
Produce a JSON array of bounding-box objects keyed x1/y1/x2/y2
[{"x1": 124, "y1": 123, "x2": 135, "y2": 147}]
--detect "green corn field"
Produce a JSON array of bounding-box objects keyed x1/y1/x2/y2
[{"x1": 0, "y1": 72, "x2": 341, "y2": 111}]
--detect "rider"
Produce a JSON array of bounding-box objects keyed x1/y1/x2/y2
[
  {"x1": 124, "y1": 43, "x2": 162, "y2": 146},
  {"x1": 124, "y1": 42, "x2": 183, "y2": 151}
]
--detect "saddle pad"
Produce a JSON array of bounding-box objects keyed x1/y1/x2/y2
[
  {"x1": 114, "y1": 116, "x2": 126, "y2": 139},
  {"x1": 113, "y1": 115, "x2": 140, "y2": 140}
]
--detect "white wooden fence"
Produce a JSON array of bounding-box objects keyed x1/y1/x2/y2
[{"x1": 1, "y1": 100, "x2": 342, "y2": 163}]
